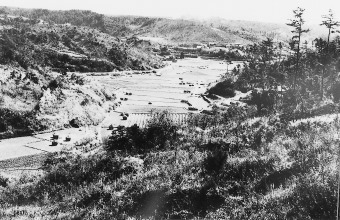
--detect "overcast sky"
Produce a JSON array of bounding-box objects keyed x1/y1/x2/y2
[{"x1": 1, "y1": 0, "x2": 339, "y2": 24}]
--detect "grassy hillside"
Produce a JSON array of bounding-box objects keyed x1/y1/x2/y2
[{"x1": 0, "y1": 107, "x2": 339, "y2": 219}]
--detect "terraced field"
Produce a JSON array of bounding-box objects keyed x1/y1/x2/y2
[{"x1": 92, "y1": 58, "x2": 240, "y2": 115}]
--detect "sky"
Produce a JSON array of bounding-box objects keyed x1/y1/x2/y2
[{"x1": 0, "y1": 0, "x2": 339, "y2": 25}]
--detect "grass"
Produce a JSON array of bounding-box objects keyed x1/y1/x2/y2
[{"x1": 1, "y1": 106, "x2": 340, "y2": 219}]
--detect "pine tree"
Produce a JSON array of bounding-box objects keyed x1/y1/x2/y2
[
  {"x1": 321, "y1": 9, "x2": 340, "y2": 52},
  {"x1": 320, "y1": 9, "x2": 340, "y2": 99},
  {"x1": 287, "y1": 7, "x2": 310, "y2": 91}
]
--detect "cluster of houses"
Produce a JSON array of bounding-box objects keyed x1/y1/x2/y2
[{"x1": 153, "y1": 41, "x2": 247, "y2": 61}]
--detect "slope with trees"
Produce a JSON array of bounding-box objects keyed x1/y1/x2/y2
[
  {"x1": 0, "y1": 6, "x2": 325, "y2": 45},
  {"x1": 0, "y1": 11, "x2": 163, "y2": 139}
]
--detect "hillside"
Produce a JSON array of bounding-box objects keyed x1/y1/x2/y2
[
  {"x1": 0, "y1": 6, "x2": 327, "y2": 45},
  {"x1": 104, "y1": 16, "x2": 252, "y2": 44},
  {"x1": 0, "y1": 14, "x2": 163, "y2": 72},
  {"x1": 0, "y1": 7, "x2": 253, "y2": 44},
  {"x1": 0, "y1": 11, "x2": 164, "y2": 139},
  {"x1": 0, "y1": 104, "x2": 339, "y2": 219},
  {"x1": 202, "y1": 17, "x2": 328, "y2": 43}
]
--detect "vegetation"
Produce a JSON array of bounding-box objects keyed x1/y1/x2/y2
[
  {"x1": 0, "y1": 15, "x2": 163, "y2": 72},
  {"x1": 207, "y1": 78, "x2": 236, "y2": 98},
  {"x1": 0, "y1": 6, "x2": 325, "y2": 45},
  {"x1": 1, "y1": 103, "x2": 340, "y2": 219},
  {"x1": 287, "y1": 7, "x2": 310, "y2": 91},
  {"x1": 3, "y1": 6, "x2": 340, "y2": 220},
  {"x1": 0, "y1": 108, "x2": 45, "y2": 138},
  {"x1": 0, "y1": 8, "x2": 163, "y2": 138}
]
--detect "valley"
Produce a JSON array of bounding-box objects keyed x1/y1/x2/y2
[
  {"x1": 1, "y1": 4, "x2": 340, "y2": 220},
  {"x1": 0, "y1": 57, "x2": 240, "y2": 162}
]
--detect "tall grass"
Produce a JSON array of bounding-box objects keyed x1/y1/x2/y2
[{"x1": 1, "y1": 110, "x2": 340, "y2": 219}]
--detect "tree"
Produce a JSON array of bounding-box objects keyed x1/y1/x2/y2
[
  {"x1": 108, "y1": 45, "x2": 127, "y2": 67},
  {"x1": 146, "y1": 110, "x2": 178, "y2": 150},
  {"x1": 287, "y1": 7, "x2": 310, "y2": 91},
  {"x1": 259, "y1": 38, "x2": 274, "y2": 63},
  {"x1": 237, "y1": 39, "x2": 274, "y2": 90},
  {"x1": 321, "y1": 9, "x2": 340, "y2": 52},
  {"x1": 208, "y1": 78, "x2": 235, "y2": 98},
  {"x1": 259, "y1": 38, "x2": 274, "y2": 89},
  {"x1": 320, "y1": 9, "x2": 339, "y2": 99}
]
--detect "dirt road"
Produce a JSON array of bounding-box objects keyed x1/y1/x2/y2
[{"x1": 0, "y1": 127, "x2": 99, "y2": 161}]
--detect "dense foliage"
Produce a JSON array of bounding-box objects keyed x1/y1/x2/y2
[
  {"x1": 0, "y1": 108, "x2": 45, "y2": 138},
  {"x1": 207, "y1": 78, "x2": 236, "y2": 98}
]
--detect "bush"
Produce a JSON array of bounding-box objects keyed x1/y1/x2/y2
[
  {"x1": 0, "y1": 175, "x2": 8, "y2": 187},
  {"x1": 0, "y1": 108, "x2": 43, "y2": 135},
  {"x1": 249, "y1": 89, "x2": 276, "y2": 114},
  {"x1": 287, "y1": 175, "x2": 337, "y2": 219},
  {"x1": 106, "y1": 111, "x2": 179, "y2": 155},
  {"x1": 48, "y1": 77, "x2": 64, "y2": 90},
  {"x1": 208, "y1": 79, "x2": 235, "y2": 98},
  {"x1": 331, "y1": 81, "x2": 340, "y2": 103},
  {"x1": 145, "y1": 110, "x2": 179, "y2": 149},
  {"x1": 108, "y1": 45, "x2": 128, "y2": 67}
]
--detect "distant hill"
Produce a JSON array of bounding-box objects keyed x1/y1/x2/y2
[
  {"x1": 0, "y1": 6, "x2": 330, "y2": 45},
  {"x1": 0, "y1": 7, "x2": 107, "y2": 32},
  {"x1": 0, "y1": 12, "x2": 163, "y2": 72},
  {"x1": 200, "y1": 17, "x2": 328, "y2": 44},
  {"x1": 103, "y1": 16, "x2": 252, "y2": 44}
]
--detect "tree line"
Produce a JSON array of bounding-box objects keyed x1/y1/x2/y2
[{"x1": 224, "y1": 8, "x2": 340, "y2": 118}]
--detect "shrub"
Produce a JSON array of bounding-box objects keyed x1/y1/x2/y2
[
  {"x1": 106, "y1": 111, "x2": 179, "y2": 155},
  {"x1": 249, "y1": 89, "x2": 276, "y2": 114},
  {"x1": 207, "y1": 78, "x2": 235, "y2": 98},
  {"x1": 80, "y1": 97, "x2": 91, "y2": 106},
  {"x1": 48, "y1": 77, "x2": 63, "y2": 90},
  {"x1": 0, "y1": 108, "x2": 42, "y2": 135},
  {"x1": 0, "y1": 95, "x2": 4, "y2": 105},
  {"x1": 0, "y1": 174, "x2": 8, "y2": 187},
  {"x1": 331, "y1": 81, "x2": 340, "y2": 103},
  {"x1": 108, "y1": 45, "x2": 128, "y2": 67},
  {"x1": 70, "y1": 73, "x2": 85, "y2": 85},
  {"x1": 287, "y1": 175, "x2": 337, "y2": 219},
  {"x1": 145, "y1": 110, "x2": 178, "y2": 149}
]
